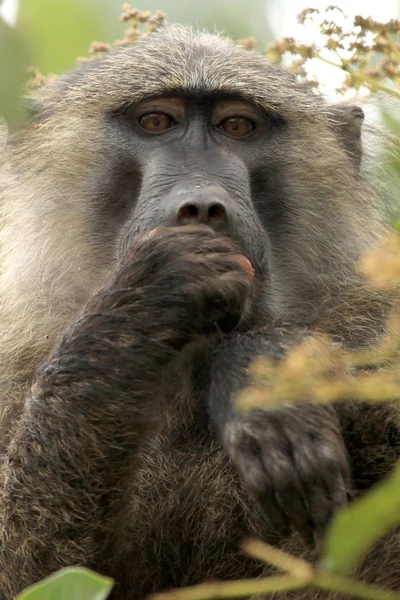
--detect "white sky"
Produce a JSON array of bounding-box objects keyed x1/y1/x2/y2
[
  {"x1": 268, "y1": 0, "x2": 398, "y2": 35},
  {"x1": 0, "y1": 0, "x2": 18, "y2": 25},
  {"x1": 267, "y1": 0, "x2": 399, "y2": 98}
]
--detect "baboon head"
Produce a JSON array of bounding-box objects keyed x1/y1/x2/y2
[{"x1": 0, "y1": 26, "x2": 389, "y2": 366}]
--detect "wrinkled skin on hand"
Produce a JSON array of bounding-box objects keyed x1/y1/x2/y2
[{"x1": 224, "y1": 404, "x2": 351, "y2": 546}]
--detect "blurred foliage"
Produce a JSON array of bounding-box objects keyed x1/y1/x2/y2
[
  {"x1": 150, "y1": 539, "x2": 400, "y2": 600},
  {"x1": 0, "y1": 11, "x2": 28, "y2": 124},
  {"x1": 323, "y1": 464, "x2": 400, "y2": 576},
  {"x1": 0, "y1": 0, "x2": 114, "y2": 123},
  {"x1": 98, "y1": 0, "x2": 271, "y2": 48},
  {"x1": 16, "y1": 0, "x2": 110, "y2": 74},
  {"x1": 267, "y1": 6, "x2": 400, "y2": 97}
]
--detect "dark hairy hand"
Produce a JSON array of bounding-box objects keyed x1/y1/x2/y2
[
  {"x1": 90, "y1": 225, "x2": 254, "y2": 341},
  {"x1": 223, "y1": 404, "x2": 351, "y2": 546}
]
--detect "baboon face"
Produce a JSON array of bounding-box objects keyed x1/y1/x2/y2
[
  {"x1": 25, "y1": 26, "x2": 371, "y2": 330},
  {"x1": 108, "y1": 94, "x2": 281, "y2": 276}
]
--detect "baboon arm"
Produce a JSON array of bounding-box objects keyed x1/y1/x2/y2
[
  {"x1": 0, "y1": 225, "x2": 252, "y2": 598},
  {"x1": 206, "y1": 329, "x2": 400, "y2": 540},
  {"x1": 206, "y1": 328, "x2": 306, "y2": 428},
  {"x1": 205, "y1": 328, "x2": 351, "y2": 545},
  {"x1": 0, "y1": 299, "x2": 177, "y2": 598},
  {"x1": 206, "y1": 329, "x2": 400, "y2": 466}
]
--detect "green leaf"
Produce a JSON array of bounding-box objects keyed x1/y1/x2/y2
[
  {"x1": 322, "y1": 464, "x2": 400, "y2": 576},
  {"x1": 0, "y1": 15, "x2": 30, "y2": 124},
  {"x1": 16, "y1": 567, "x2": 114, "y2": 600}
]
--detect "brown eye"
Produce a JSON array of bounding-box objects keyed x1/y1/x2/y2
[
  {"x1": 139, "y1": 113, "x2": 176, "y2": 133},
  {"x1": 219, "y1": 117, "x2": 255, "y2": 138}
]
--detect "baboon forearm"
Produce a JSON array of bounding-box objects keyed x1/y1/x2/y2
[
  {"x1": 206, "y1": 328, "x2": 307, "y2": 430},
  {"x1": 206, "y1": 328, "x2": 351, "y2": 543},
  {"x1": 0, "y1": 227, "x2": 252, "y2": 597},
  {"x1": 206, "y1": 329, "x2": 393, "y2": 437},
  {"x1": 0, "y1": 301, "x2": 180, "y2": 597},
  {"x1": 206, "y1": 330, "x2": 400, "y2": 544}
]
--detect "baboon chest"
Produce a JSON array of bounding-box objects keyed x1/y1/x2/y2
[{"x1": 112, "y1": 395, "x2": 271, "y2": 595}]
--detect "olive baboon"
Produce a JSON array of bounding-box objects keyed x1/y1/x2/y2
[{"x1": 0, "y1": 25, "x2": 399, "y2": 599}]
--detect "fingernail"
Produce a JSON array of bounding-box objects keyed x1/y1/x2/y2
[{"x1": 236, "y1": 255, "x2": 255, "y2": 279}]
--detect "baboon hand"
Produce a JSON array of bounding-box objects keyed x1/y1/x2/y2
[
  {"x1": 223, "y1": 405, "x2": 351, "y2": 546},
  {"x1": 95, "y1": 225, "x2": 254, "y2": 339}
]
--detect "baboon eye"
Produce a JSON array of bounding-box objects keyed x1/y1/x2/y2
[
  {"x1": 219, "y1": 117, "x2": 255, "y2": 138},
  {"x1": 139, "y1": 113, "x2": 177, "y2": 133}
]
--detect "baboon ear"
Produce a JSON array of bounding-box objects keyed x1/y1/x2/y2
[{"x1": 327, "y1": 104, "x2": 365, "y2": 170}]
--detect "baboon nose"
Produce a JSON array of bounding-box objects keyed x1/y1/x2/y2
[
  {"x1": 177, "y1": 201, "x2": 228, "y2": 229},
  {"x1": 172, "y1": 187, "x2": 230, "y2": 232}
]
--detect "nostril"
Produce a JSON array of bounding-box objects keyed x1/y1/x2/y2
[
  {"x1": 175, "y1": 199, "x2": 229, "y2": 228},
  {"x1": 208, "y1": 203, "x2": 227, "y2": 221},
  {"x1": 179, "y1": 204, "x2": 199, "y2": 220}
]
